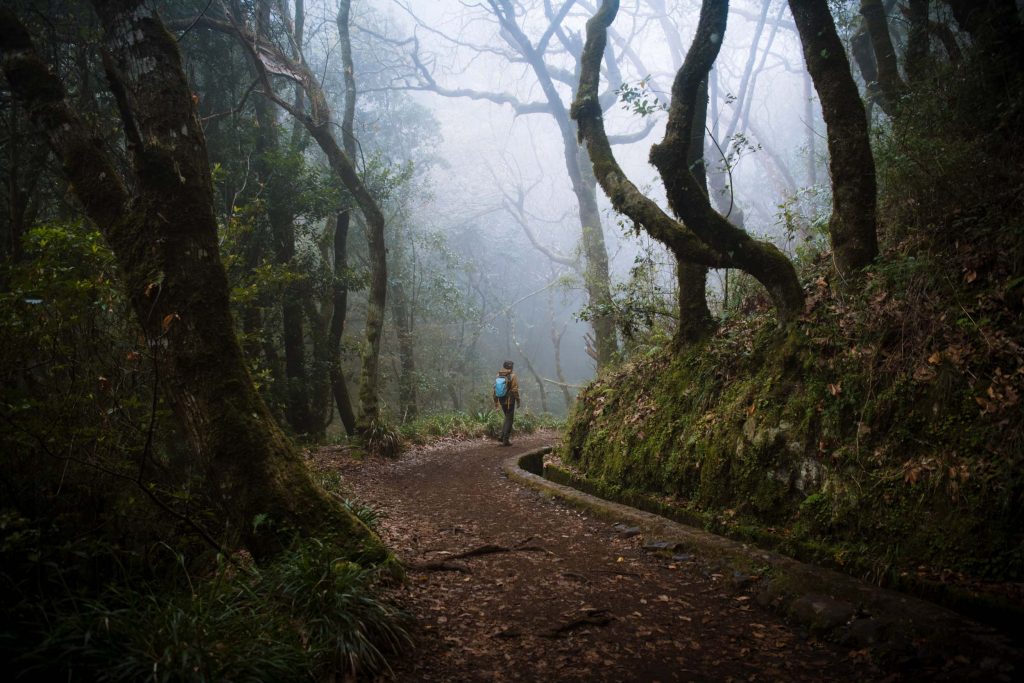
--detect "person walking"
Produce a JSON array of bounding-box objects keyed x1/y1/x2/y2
[{"x1": 493, "y1": 360, "x2": 521, "y2": 446}]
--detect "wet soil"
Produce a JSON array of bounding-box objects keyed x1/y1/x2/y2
[{"x1": 316, "y1": 432, "x2": 878, "y2": 682}]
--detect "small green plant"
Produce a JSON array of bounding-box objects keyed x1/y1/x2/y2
[
  {"x1": 359, "y1": 418, "x2": 402, "y2": 458},
  {"x1": 343, "y1": 498, "x2": 384, "y2": 529}
]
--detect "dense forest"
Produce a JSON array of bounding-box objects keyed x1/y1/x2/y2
[{"x1": 1, "y1": 0, "x2": 1021, "y2": 679}]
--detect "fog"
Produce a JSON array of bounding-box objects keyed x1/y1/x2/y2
[
  {"x1": 230, "y1": 0, "x2": 823, "y2": 417},
  {"x1": 292, "y1": 0, "x2": 826, "y2": 414}
]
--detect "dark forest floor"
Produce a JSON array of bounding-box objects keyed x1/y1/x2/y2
[{"x1": 314, "y1": 431, "x2": 882, "y2": 682}]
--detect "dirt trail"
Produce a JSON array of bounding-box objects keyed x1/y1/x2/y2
[{"x1": 321, "y1": 433, "x2": 875, "y2": 682}]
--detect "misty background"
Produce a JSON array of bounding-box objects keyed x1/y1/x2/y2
[{"x1": 286, "y1": 0, "x2": 834, "y2": 417}]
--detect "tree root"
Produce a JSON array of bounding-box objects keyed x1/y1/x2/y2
[
  {"x1": 541, "y1": 608, "x2": 615, "y2": 638},
  {"x1": 409, "y1": 539, "x2": 548, "y2": 572}
]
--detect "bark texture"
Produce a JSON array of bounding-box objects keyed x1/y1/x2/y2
[
  {"x1": 789, "y1": 0, "x2": 879, "y2": 276},
  {"x1": 390, "y1": 250, "x2": 418, "y2": 422},
  {"x1": 0, "y1": 3, "x2": 383, "y2": 559}
]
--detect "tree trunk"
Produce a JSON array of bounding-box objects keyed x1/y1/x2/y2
[
  {"x1": 0, "y1": 3, "x2": 383, "y2": 560},
  {"x1": 789, "y1": 0, "x2": 879, "y2": 276},
  {"x1": 390, "y1": 253, "x2": 418, "y2": 422},
  {"x1": 574, "y1": 149, "x2": 619, "y2": 368},
  {"x1": 804, "y1": 72, "x2": 817, "y2": 187},
  {"x1": 903, "y1": 0, "x2": 930, "y2": 84},
  {"x1": 328, "y1": 210, "x2": 357, "y2": 435},
  {"x1": 325, "y1": 0, "x2": 358, "y2": 436},
  {"x1": 675, "y1": 76, "x2": 713, "y2": 348},
  {"x1": 253, "y1": 92, "x2": 312, "y2": 436},
  {"x1": 645, "y1": 0, "x2": 805, "y2": 319},
  {"x1": 303, "y1": 291, "x2": 332, "y2": 439},
  {"x1": 335, "y1": 0, "x2": 386, "y2": 430},
  {"x1": 859, "y1": 0, "x2": 906, "y2": 115}
]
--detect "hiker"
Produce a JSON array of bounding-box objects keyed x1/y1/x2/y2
[{"x1": 493, "y1": 360, "x2": 521, "y2": 446}]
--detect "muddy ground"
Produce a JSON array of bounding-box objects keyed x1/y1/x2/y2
[{"x1": 315, "y1": 432, "x2": 890, "y2": 682}]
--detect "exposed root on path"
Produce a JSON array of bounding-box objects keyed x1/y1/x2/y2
[
  {"x1": 541, "y1": 608, "x2": 615, "y2": 638},
  {"x1": 409, "y1": 539, "x2": 548, "y2": 572}
]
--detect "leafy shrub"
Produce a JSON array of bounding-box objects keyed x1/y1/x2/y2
[{"x1": 343, "y1": 498, "x2": 385, "y2": 530}]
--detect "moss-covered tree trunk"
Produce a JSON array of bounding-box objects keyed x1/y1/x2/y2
[
  {"x1": 390, "y1": 247, "x2": 418, "y2": 422},
  {"x1": 786, "y1": 0, "x2": 876, "y2": 278},
  {"x1": 789, "y1": 0, "x2": 879, "y2": 276},
  {"x1": 675, "y1": 76, "x2": 714, "y2": 348},
  {"x1": 328, "y1": 210, "x2": 357, "y2": 436},
  {"x1": 574, "y1": 149, "x2": 619, "y2": 368},
  {"x1": 0, "y1": 2, "x2": 383, "y2": 560}
]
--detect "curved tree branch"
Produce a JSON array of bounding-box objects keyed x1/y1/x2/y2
[{"x1": 647, "y1": 0, "x2": 804, "y2": 320}]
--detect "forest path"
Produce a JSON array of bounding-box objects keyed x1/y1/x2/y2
[{"x1": 321, "y1": 432, "x2": 873, "y2": 682}]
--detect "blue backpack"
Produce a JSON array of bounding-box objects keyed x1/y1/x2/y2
[{"x1": 495, "y1": 374, "x2": 511, "y2": 399}]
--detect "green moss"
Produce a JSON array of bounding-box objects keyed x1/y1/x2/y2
[{"x1": 561, "y1": 304, "x2": 1024, "y2": 592}]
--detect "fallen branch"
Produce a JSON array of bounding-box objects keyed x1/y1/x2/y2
[{"x1": 450, "y1": 542, "x2": 549, "y2": 560}]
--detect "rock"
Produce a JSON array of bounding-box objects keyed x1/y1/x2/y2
[
  {"x1": 642, "y1": 540, "x2": 684, "y2": 552},
  {"x1": 755, "y1": 579, "x2": 784, "y2": 608},
  {"x1": 789, "y1": 594, "x2": 855, "y2": 633},
  {"x1": 617, "y1": 526, "x2": 641, "y2": 539},
  {"x1": 753, "y1": 426, "x2": 784, "y2": 450},
  {"x1": 672, "y1": 553, "x2": 694, "y2": 562},
  {"x1": 795, "y1": 458, "x2": 823, "y2": 493},
  {"x1": 742, "y1": 415, "x2": 758, "y2": 441}
]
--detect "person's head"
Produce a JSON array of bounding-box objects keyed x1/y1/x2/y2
[{"x1": 502, "y1": 360, "x2": 514, "y2": 370}]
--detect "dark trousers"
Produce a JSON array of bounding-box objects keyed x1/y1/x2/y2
[{"x1": 499, "y1": 399, "x2": 515, "y2": 443}]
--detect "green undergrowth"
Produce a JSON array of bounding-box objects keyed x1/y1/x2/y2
[
  {"x1": 398, "y1": 409, "x2": 562, "y2": 445},
  {"x1": 1, "y1": 514, "x2": 410, "y2": 681},
  {"x1": 563, "y1": 236, "x2": 1024, "y2": 612}
]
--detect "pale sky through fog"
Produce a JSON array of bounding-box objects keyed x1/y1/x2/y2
[{"x1": 328, "y1": 0, "x2": 828, "y2": 390}]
